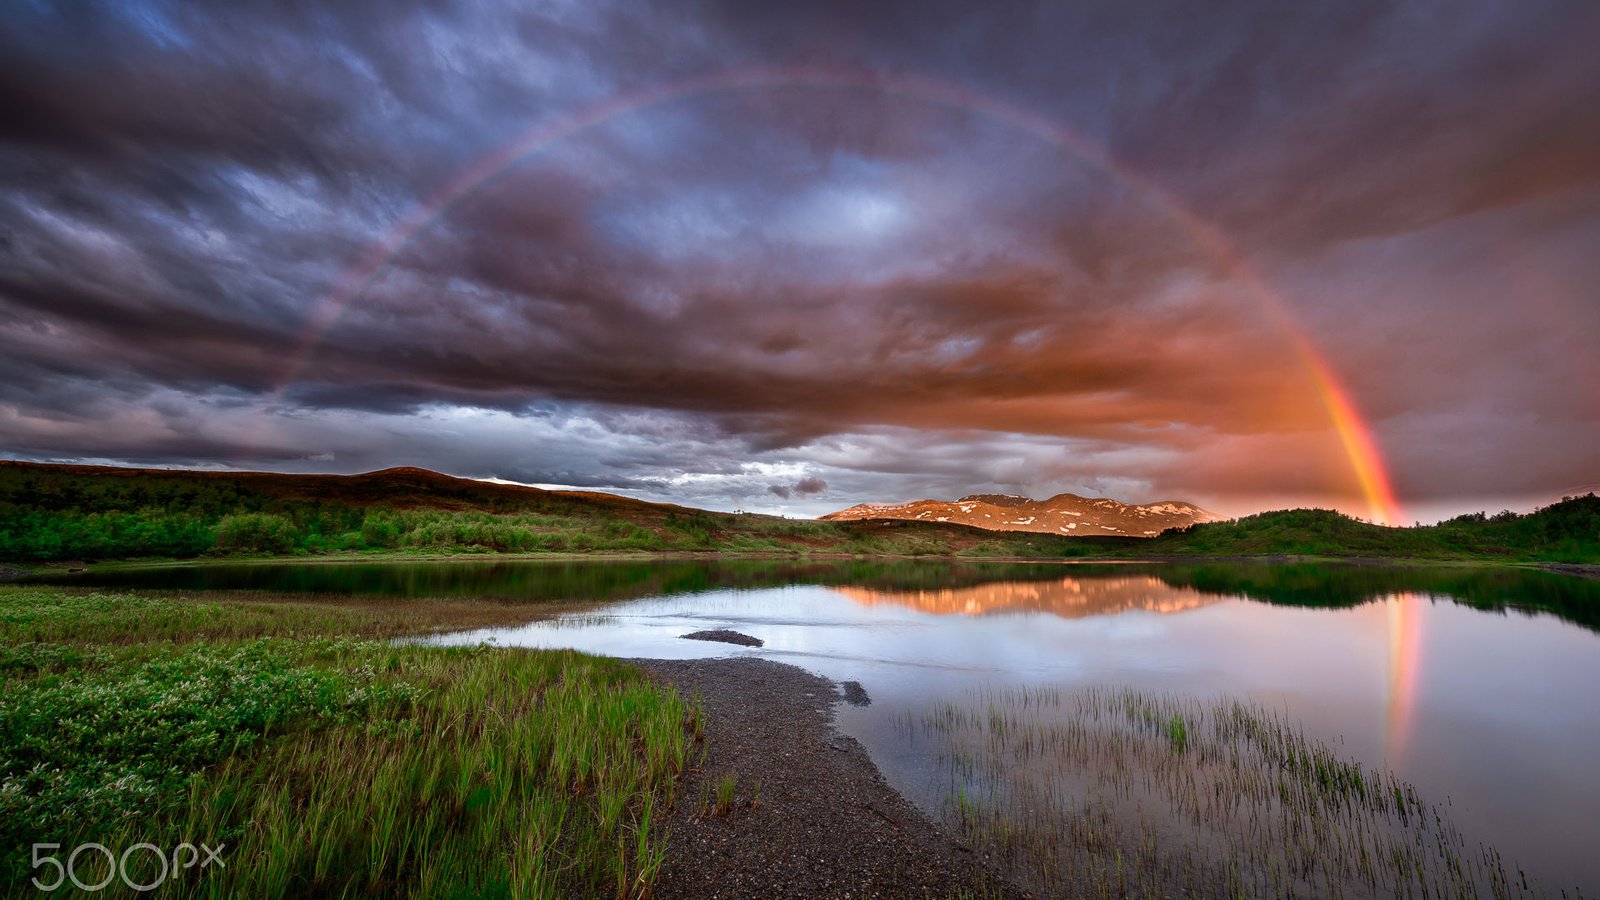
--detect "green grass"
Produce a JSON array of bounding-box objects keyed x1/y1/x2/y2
[
  {"x1": 0, "y1": 587, "x2": 574, "y2": 645},
  {"x1": 0, "y1": 587, "x2": 701, "y2": 897},
  {"x1": 696, "y1": 771, "x2": 759, "y2": 820},
  {"x1": 903, "y1": 686, "x2": 1579, "y2": 899},
  {"x1": 714, "y1": 773, "x2": 737, "y2": 816}
]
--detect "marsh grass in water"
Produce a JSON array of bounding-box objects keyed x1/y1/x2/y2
[
  {"x1": 902, "y1": 686, "x2": 1587, "y2": 899},
  {"x1": 0, "y1": 587, "x2": 702, "y2": 897}
]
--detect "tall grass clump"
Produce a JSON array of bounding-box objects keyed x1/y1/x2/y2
[{"x1": 902, "y1": 686, "x2": 1580, "y2": 899}]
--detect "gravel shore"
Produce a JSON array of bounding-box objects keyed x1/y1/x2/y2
[
  {"x1": 1539, "y1": 562, "x2": 1600, "y2": 581},
  {"x1": 629, "y1": 657, "x2": 1026, "y2": 898}
]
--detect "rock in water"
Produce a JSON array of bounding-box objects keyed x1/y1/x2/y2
[
  {"x1": 840, "y1": 681, "x2": 871, "y2": 706},
  {"x1": 681, "y1": 629, "x2": 764, "y2": 647}
]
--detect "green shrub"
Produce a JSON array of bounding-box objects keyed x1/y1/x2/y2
[
  {"x1": 215, "y1": 513, "x2": 298, "y2": 554},
  {"x1": 0, "y1": 639, "x2": 413, "y2": 849}
]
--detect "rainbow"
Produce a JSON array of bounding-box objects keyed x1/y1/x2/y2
[{"x1": 277, "y1": 65, "x2": 1403, "y2": 524}]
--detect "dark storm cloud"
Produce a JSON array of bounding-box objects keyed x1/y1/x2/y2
[
  {"x1": 770, "y1": 476, "x2": 828, "y2": 500},
  {"x1": 1, "y1": 0, "x2": 1597, "y2": 517}
]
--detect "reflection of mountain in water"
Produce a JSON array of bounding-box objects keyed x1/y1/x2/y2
[{"x1": 834, "y1": 576, "x2": 1225, "y2": 619}]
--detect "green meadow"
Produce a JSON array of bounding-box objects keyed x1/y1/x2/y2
[{"x1": 0, "y1": 586, "x2": 699, "y2": 897}]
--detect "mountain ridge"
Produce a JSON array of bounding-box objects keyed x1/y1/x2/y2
[{"x1": 821, "y1": 491, "x2": 1221, "y2": 537}]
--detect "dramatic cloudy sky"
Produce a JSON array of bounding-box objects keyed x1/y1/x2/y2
[{"x1": 2, "y1": 1, "x2": 1597, "y2": 521}]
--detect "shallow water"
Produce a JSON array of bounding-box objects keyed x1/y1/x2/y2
[{"x1": 34, "y1": 559, "x2": 1600, "y2": 891}]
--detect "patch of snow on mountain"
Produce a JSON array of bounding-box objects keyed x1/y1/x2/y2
[{"x1": 1145, "y1": 503, "x2": 1193, "y2": 515}]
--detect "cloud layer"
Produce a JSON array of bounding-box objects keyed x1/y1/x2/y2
[{"x1": 2, "y1": 0, "x2": 1597, "y2": 518}]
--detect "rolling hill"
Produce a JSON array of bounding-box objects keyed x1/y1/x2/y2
[{"x1": 0, "y1": 461, "x2": 1080, "y2": 562}]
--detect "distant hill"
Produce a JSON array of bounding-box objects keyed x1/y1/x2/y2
[
  {"x1": 821, "y1": 492, "x2": 1220, "y2": 537},
  {"x1": 0, "y1": 461, "x2": 1077, "y2": 562},
  {"x1": 1, "y1": 461, "x2": 684, "y2": 517},
  {"x1": 1141, "y1": 498, "x2": 1600, "y2": 564}
]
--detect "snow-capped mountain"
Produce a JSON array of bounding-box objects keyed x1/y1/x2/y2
[{"x1": 820, "y1": 492, "x2": 1221, "y2": 537}]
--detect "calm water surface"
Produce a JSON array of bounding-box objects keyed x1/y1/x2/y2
[{"x1": 35, "y1": 559, "x2": 1600, "y2": 891}]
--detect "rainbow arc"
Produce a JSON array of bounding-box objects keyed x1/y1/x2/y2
[{"x1": 275, "y1": 65, "x2": 1403, "y2": 524}]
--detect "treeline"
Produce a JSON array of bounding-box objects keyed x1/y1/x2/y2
[
  {"x1": 0, "y1": 506, "x2": 768, "y2": 562},
  {"x1": 0, "y1": 463, "x2": 797, "y2": 561},
  {"x1": 1145, "y1": 495, "x2": 1600, "y2": 563},
  {"x1": 0, "y1": 504, "x2": 1067, "y2": 562}
]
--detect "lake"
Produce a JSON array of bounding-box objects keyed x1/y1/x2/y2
[{"x1": 33, "y1": 558, "x2": 1600, "y2": 893}]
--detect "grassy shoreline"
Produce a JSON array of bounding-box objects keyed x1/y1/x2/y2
[{"x1": 0, "y1": 586, "x2": 700, "y2": 897}]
